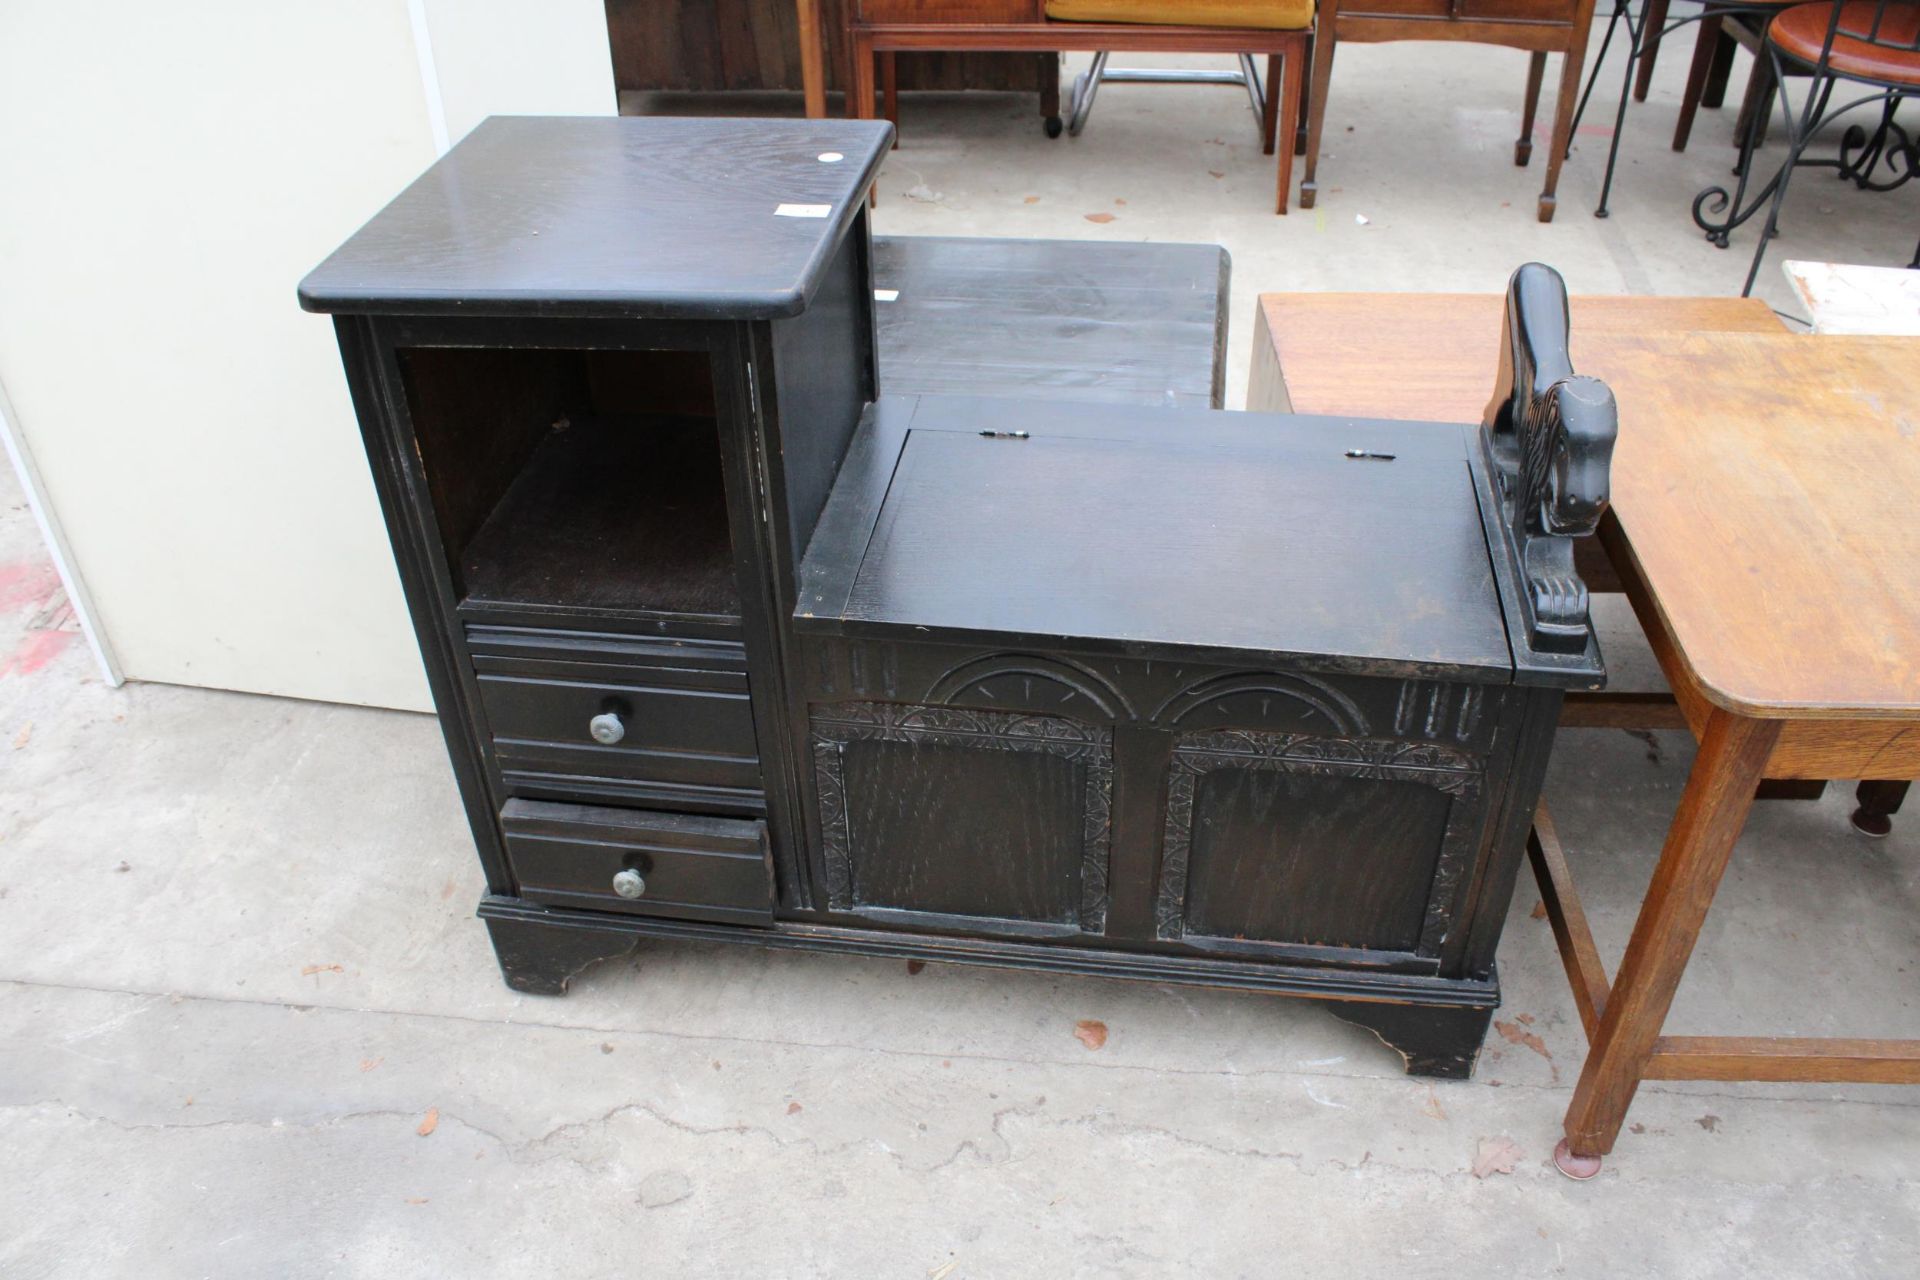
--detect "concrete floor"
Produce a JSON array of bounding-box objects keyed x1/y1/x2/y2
[{"x1": 5, "y1": 37, "x2": 1919, "y2": 1279}]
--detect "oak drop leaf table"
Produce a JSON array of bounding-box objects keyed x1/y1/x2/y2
[{"x1": 1251, "y1": 294, "x2": 1920, "y2": 1170}]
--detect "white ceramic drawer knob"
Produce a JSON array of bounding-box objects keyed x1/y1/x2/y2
[
  {"x1": 611, "y1": 869, "x2": 646, "y2": 899},
  {"x1": 588, "y1": 711, "x2": 626, "y2": 745}
]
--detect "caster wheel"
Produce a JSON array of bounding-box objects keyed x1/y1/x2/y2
[
  {"x1": 1553, "y1": 1139, "x2": 1603, "y2": 1181},
  {"x1": 1851, "y1": 807, "x2": 1894, "y2": 838},
  {"x1": 1044, "y1": 115, "x2": 1064, "y2": 139}
]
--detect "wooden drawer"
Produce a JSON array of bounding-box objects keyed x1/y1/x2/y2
[
  {"x1": 855, "y1": 0, "x2": 1040, "y2": 22},
  {"x1": 502, "y1": 799, "x2": 775, "y2": 925},
  {"x1": 468, "y1": 626, "x2": 763, "y2": 811}
]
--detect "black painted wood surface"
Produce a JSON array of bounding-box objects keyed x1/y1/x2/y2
[
  {"x1": 871, "y1": 236, "x2": 1230, "y2": 409},
  {"x1": 298, "y1": 116, "x2": 893, "y2": 319},
  {"x1": 798, "y1": 395, "x2": 1513, "y2": 680},
  {"x1": 306, "y1": 119, "x2": 1606, "y2": 1078},
  {"x1": 501, "y1": 798, "x2": 775, "y2": 926}
]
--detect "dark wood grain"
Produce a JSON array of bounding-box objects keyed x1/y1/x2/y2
[
  {"x1": 501, "y1": 798, "x2": 775, "y2": 926},
  {"x1": 808, "y1": 398, "x2": 1513, "y2": 679},
  {"x1": 313, "y1": 134, "x2": 1604, "y2": 1080},
  {"x1": 299, "y1": 116, "x2": 893, "y2": 319},
  {"x1": 606, "y1": 0, "x2": 1046, "y2": 95},
  {"x1": 459, "y1": 414, "x2": 740, "y2": 618},
  {"x1": 1183, "y1": 770, "x2": 1450, "y2": 950},
  {"x1": 871, "y1": 235, "x2": 1229, "y2": 409}
]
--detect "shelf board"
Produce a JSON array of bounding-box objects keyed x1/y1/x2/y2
[{"x1": 459, "y1": 413, "x2": 741, "y2": 619}]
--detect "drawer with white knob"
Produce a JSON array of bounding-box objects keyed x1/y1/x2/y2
[
  {"x1": 467, "y1": 625, "x2": 763, "y2": 814},
  {"x1": 500, "y1": 798, "x2": 774, "y2": 925}
]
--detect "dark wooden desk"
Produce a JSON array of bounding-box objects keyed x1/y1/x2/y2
[{"x1": 873, "y1": 235, "x2": 1228, "y2": 408}]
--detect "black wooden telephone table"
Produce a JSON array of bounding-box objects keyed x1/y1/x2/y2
[{"x1": 300, "y1": 115, "x2": 1615, "y2": 1078}]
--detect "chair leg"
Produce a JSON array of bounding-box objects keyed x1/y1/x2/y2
[
  {"x1": 1734, "y1": 46, "x2": 1777, "y2": 162},
  {"x1": 851, "y1": 34, "x2": 877, "y2": 121},
  {"x1": 1519, "y1": 50, "x2": 1548, "y2": 165},
  {"x1": 1634, "y1": 0, "x2": 1669, "y2": 102},
  {"x1": 1673, "y1": 14, "x2": 1725, "y2": 151},
  {"x1": 1067, "y1": 50, "x2": 1109, "y2": 137},
  {"x1": 881, "y1": 50, "x2": 899, "y2": 141},
  {"x1": 1298, "y1": 22, "x2": 1337, "y2": 209},
  {"x1": 1295, "y1": 35, "x2": 1313, "y2": 155},
  {"x1": 1039, "y1": 52, "x2": 1063, "y2": 137},
  {"x1": 1540, "y1": 41, "x2": 1589, "y2": 221},
  {"x1": 1851, "y1": 780, "x2": 1910, "y2": 838},
  {"x1": 1263, "y1": 53, "x2": 1281, "y2": 156},
  {"x1": 1702, "y1": 26, "x2": 1737, "y2": 107},
  {"x1": 1274, "y1": 43, "x2": 1303, "y2": 213},
  {"x1": 1740, "y1": 62, "x2": 1821, "y2": 296}
]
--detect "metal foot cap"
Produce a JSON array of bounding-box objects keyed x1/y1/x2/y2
[{"x1": 1553, "y1": 1139, "x2": 1604, "y2": 1180}]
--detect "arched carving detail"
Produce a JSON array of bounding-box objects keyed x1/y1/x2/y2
[
  {"x1": 1151, "y1": 671, "x2": 1369, "y2": 736},
  {"x1": 926, "y1": 653, "x2": 1135, "y2": 721}
]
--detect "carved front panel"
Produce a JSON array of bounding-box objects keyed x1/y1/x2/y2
[
  {"x1": 810, "y1": 701, "x2": 1113, "y2": 934},
  {"x1": 1156, "y1": 728, "x2": 1486, "y2": 956}
]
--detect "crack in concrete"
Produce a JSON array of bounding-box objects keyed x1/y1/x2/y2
[{"x1": 4, "y1": 977, "x2": 1919, "y2": 1118}]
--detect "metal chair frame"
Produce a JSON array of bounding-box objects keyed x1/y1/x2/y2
[
  {"x1": 1688, "y1": 0, "x2": 1919, "y2": 292},
  {"x1": 1067, "y1": 51, "x2": 1271, "y2": 139},
  {"x1": 1569, "y1": 0, "x2": 1807, "y2": 216}
]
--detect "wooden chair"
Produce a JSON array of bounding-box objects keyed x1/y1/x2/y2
[
  {"x1": 1623, "y1": 1, "x2": 1805, "y2": 153},
  {"x1": 843, "y1": 0, "x2": 1317, "y2": 212},
  {"x1": 1300, "y1": 0, "x2": 1604, "y2": 221}
]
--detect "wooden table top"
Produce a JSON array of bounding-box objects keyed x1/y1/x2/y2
[
  {"x1": 1583, "y1": 332, "x2": 1920, "y2": 721},
  {"x1": 1254, "y1": 293, "x2": 1781, "y2": 424},
  {"x1": 1252, "y1": 291, "x2": 1920, "y2": 720}
]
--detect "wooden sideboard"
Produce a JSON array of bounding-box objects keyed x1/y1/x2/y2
[{"x1": 1303, "y1": 0, "x2": 1601, "y2": 220}]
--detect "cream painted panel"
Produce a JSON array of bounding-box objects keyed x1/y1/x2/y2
[
  {"x1": 424, "y1": 0, "x2": 617, "y2": 144},
  {"x1": 0, "y1": 1, "x2": 437, "y2": 709}
]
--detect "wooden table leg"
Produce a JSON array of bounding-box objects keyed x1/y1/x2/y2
[
  {"x1": 1556, "y1": 708, "x2": 1782, "y2": 1176},
  {"x1": 797, "y1": 0, "x2": 827, "y2": 120}
]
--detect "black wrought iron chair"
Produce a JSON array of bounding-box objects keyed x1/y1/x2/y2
[
  {"x1": 1691, "y1": 0, "x2": 1920, "y2": 293},
  {"x1": 1572, "y1": 0, "x2": 1817, "y2": 217}
]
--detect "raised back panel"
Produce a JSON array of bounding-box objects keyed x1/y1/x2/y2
[{"x1": 769, "y1": 218, "x2": 874, "y2": 560}]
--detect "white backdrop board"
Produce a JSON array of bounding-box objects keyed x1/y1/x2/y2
[{"x1": 0, "y1": 1, "x2": 615, "y2": 710}]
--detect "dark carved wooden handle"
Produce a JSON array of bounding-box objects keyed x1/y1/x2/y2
[{"x1": 1482, "y1": 264, "x2": 1618, "y2": 656}]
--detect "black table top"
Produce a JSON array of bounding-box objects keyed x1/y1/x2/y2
[
  {"x1": 871, "y1": 236, "x2": 1228, "y2": 410},
  {"x1": 299, "y1": 116, "x2": 892, "y2": 320},
  {"x1": 797, "y1": 395, "x2": 1517, "y2": 681}
]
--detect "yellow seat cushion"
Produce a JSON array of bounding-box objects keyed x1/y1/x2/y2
[{"x1": 1044, "y1": 0, "x2": 1314, "y2": 30}]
